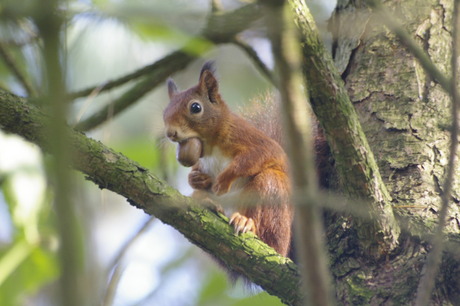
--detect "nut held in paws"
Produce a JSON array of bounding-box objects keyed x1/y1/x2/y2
[{"x1": 177, "y1": 137, "x2": 203, "y2": 167}]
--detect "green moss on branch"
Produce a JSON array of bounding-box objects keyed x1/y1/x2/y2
[
  {"x1": 288, "y1": 0, "x2": 400, "y2": 256},
  {"x1": 0, "y1": 90, "x2": 303, "y2": 305}
]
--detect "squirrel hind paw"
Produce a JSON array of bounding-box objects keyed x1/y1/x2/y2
[{"x1": 229, "y1": 212, "x2": 256, "y2": 235}]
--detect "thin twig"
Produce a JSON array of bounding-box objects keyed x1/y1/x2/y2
[
  {"x1": 108, "y1": 217, "x2": 156, "y2": 270},
  {"x1": 103, "y1": 217, "x2": 156, "y2": 306},
  {"x1": 414, "y1": 1, "x2": 460, "y2": 304},
  {"x1": 74, "y1": 50, "x2": 194, "y2": 131},
  {"x1": 68, "y1": 60, "x2": 167, "y2": 100},
  {"x1": 72, "y1": 3, "x2": 262, "y2": 131},
  {"x1": 0, "y1": 41, "x2": 37, "y2": 96},
  {"x1": 366, "y1": 0, "x2": 452, "y2": 94},
  {"x1": 262, "y1": 1, "x2": 334, "y2": 305},
  {"x1": 74, "y1": 83, "x2": 107, "y2": 123},
  {"x1": 232, "y1": 36, "x2": 277, "y2": 87},
  {"x1": 68, "y1": 3, "x2": 261, "y2": 101},
  {"x1": 289, "y1": 0, "x2": 400, "y2": 255},
  {"x1": 102, "y1": 265, "x2": 124, "y2": 306}
]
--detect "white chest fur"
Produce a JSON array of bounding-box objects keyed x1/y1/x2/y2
[
  {"x1": 199, "y1": 147, "x2": 231, "y2": 180},
  {"x1": 198, "y1": 147, "x2": 248, "y2": 196}
]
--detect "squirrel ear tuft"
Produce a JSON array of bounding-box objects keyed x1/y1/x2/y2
[
  {"x1": 199, "y1": 62, "x2": 219, "y2": 103},
  {"x1": 199, "y1": 61, "x2": 216, "y2": 79},
  {"x1": 167, "y1": 78, "x2": 178, "y2": 98}
]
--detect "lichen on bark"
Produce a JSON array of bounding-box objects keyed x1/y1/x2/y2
[
  {"x1": 330, "y1": 0, "x2": 460, "y2": 303},
  {"x1": 0, "y1": 90, "x2": 304, "y2": 305},
  {"x1": 343, "y1": 0, "x2": 460, "y2": 232}
]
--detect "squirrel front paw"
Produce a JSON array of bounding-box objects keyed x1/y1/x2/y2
[
  {"x1": 212, "y1": 177, "x2": 232, "y2": 196},
  {"x1": 229, "y1": 212, "x2": 256, "y2": 235},
  {"x1": 189, "y1": 170, "x2": 212, "y2": 190}
]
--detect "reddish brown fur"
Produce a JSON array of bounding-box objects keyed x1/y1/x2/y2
[{"x1": 163, "y1": 62, "x2": 293, "y2": 257}]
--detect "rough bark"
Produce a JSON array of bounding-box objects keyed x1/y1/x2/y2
[
  {"x1": 1, "y1": 1, "x2": 460, "y2": 304},
  {"x1": 289, "y1": 0, "x2": 401, "y2": 257},
  {"x1": 0, "y1": 90, "x2": 303, "y2": 305},
  {"x1": 262, "y1": 1, "x2": 334, "y2": 304},
  {"x1": 328, "y1": 0, "x2": 460, "y2": 304}
]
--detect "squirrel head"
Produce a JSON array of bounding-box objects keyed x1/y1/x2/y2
[{"x1": 163, "y1": 61, "x2": 229, "y2": 144}]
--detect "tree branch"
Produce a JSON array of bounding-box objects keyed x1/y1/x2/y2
[
  {"x1": 232, "y1": 36, "x2": 277, "y2": 87},
  {"x1": 288, "y1": 0, "x2": 400, "y2": 255},
  {"x1": 0, "y1": 90, "x2": 303, "y2": 306},
  {"x1": 0, "y1": 41, "x2": 37, "y2": 97},
  {"x1": 71, "y1": 3, "x2": 262, "y2": 132},
  {"x1": 365, "y1": 0, "x2": 453, "y2": 95},
  {"x1": 74, "y1": 50, "x2": 194, "y2": 131},
  {"x1": 261, "y1": 1, "x2": 334, "y2": 304},
  {"x1": 415, "y1": 0, "x2": 460, "y2": 304}
]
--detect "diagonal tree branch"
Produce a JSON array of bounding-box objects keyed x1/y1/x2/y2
[
  {"x1": 288, "y1": 0, "x2": 400, "y2": 256},
  {"x1": 415, "y1": 0, "x2": 460, "y2": 304},
  {"x1": 0, "y1": 90, "x2": 303, "y2": 306},
  {"x1": 232, "y1": 36, "x2": 277, "y2": 87},
  {"x1": 261, "y1": 1, "x2": 334, "y2": 304},
  {"x1": 72, "y1": 3, "x2": 262, "y2": 132},
  {"x1": 69, "y1": 3, "x2": 260, "y2": 100},
  {"x1": 74, "y1": 50, "x2": 194, "y2": 131},
  {"x1": 365, "y1": 0, "x2": 453, "y2": 95},
  {"x1": 0, "y1": 41, "x2": 37, "y2": 97}
]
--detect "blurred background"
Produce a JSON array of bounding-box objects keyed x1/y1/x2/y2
[{"x1": 0, "y1": 0, "x2": 336, "y2": 305}]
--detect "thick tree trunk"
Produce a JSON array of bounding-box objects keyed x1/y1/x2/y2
[
  {"x1": 1, "y1": 1, "x2": 459, "y2": 304},
  {"x1": 328, "y1": 0, "x2": 460, "y2": 303}
]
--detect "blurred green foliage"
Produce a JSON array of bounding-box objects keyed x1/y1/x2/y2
[
  {"x1": 0, "y1": 167, "x2": 59, "y2": 305},
  {"x1": 197, "y1": 270, "x2": 284, "y2": 306},
  {"x1": 0, "y1": 0, "x2": 316, "y2": 304}
]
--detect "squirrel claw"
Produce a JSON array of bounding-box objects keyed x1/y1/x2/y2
[
  {"x1": 203, "y1": 198, "x2": 224, "y2": 214},
  {"x1": 229, "y1": 212, "x2": 256, "y2": 235},
  {"x1": 192, "y1": 190, "x2": 224, "y2": 214}
]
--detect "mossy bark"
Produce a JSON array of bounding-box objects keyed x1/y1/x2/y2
[
  {"x1": 262, "y1": 1, "x2": 335, "y2": 304},
  {"x1": 289, "y1": 0, "x2": 401, "y2": 257},
  {"x1": 1, "y1": 0, "x2": 460, "y2": 304},
  {"x1": 337, "y1": 0, "x2": 459, "y2": 233},
  {"x1": 0, "y1": 90, "x2": 303, "y2": 305},
  {"x1": 328, "y1": 0, "x2": 460, "y2": 304}
]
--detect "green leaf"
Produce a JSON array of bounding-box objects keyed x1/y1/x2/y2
[{"x1": 0, "y1": 241, "x2": 59, "y2": 306}]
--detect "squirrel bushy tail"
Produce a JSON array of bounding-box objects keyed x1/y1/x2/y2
[
  {"x1": 242, "y1": 94, "x2": 335, "y2": 190},
  {"x1": 163, "y1": 62, "x2": 335, "y2": 283},
  {"x1": 241, "y1": 94, "x2": 335, "y2": 263}
]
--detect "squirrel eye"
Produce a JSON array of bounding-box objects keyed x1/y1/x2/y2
[{"x1": 190, "y1": 102, "x2": 202, "y2": 114}]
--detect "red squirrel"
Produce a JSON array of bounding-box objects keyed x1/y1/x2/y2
[{"x1": 163, "y1": 62, "x2": 293, "y2": 257}]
